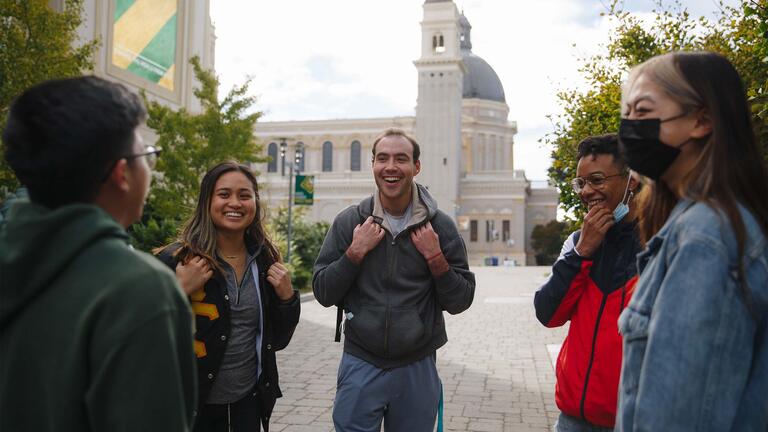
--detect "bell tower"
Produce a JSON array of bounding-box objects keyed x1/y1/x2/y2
[{"x1": 414, "y1": 0, "x2": 464, "y2": 217}]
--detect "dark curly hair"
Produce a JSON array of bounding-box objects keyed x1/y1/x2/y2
[
  {"x1": 3, "y1": 76, "x2": 147, "y2": 208},
  {"x1": 576, "y1": 133, "x2": 627, "y2": 172}
]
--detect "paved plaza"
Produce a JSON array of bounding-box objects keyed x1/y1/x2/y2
[{"x1": 271, "y1": 267, "x2": 567, "y2": 432}]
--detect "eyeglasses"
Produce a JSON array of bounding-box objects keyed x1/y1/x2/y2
[
  {"x1": 570, "y1": 172, "x2": 625, "y2": 193},
  {"x1": 126, "y1": 145, "x2": 162, "y2": 170},
  {"x1": 101, "y1": 145, "x2": 162, "y2": 182}
]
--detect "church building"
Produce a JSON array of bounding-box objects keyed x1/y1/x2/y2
[{"x1": 254, "y1": 0, "x2": 559, "y2": 265}]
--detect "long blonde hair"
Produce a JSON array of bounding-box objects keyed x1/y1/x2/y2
[{"x1": 623, "y1": 51, "x2": 768, "y2": 314}]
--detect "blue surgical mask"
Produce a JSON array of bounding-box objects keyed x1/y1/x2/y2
[
  {"x1": 613, "y1": 176, "x2": 633, "y2": 223},
  {"x1": 613, "y1": 202, "x2": 629, "y2": 223}
]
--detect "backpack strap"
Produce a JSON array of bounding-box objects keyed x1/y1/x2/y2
[
  {"x1": 334, "y1": 201, "x2": 373, "y2": 342},
  {"x1": 334, "y1": 306, "x2": 343, "y2": 342}
]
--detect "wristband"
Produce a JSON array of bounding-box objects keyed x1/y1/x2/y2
[{"x1": 426, "y1": 251, "x2": 442, "y2": 262}]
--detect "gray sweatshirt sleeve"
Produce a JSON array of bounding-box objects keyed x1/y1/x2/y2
[
  {"x1": 312, "y1": 208, "x2": 361, "y2": 307},
  {"x1": 433, "y1": 222, "x2": 476, "y2": 314}
]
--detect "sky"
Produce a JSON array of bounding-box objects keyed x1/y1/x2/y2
[{"x1": 209, "y1": 0, "x2": 733, "y2": 181}]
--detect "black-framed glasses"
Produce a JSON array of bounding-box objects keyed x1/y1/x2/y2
[
  {"x1": 126, "y1": 144, "x2": 162, "y2": 169},
  {"x1": 570, "y1": 172, "x2": 624, "y2": 193},
  {"x1": 101, "y1": 145, "x2": 162, "y2": 182}
]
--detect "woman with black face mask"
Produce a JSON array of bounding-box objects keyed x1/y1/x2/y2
[{"x1": 615, "y1": 51, "x2": 768, "y2": 431}]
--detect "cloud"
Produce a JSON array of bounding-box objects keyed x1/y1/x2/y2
[{"x1": 209, "y1": 0, "x2": 736, "y2": 180}]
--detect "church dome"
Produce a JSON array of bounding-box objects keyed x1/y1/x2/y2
[
  {"x1": 462, "y1": 53, "x2": 506, "y2": 103},
  {"x1": 459, "y1": 13, "x2": 506, "y2": 103}
]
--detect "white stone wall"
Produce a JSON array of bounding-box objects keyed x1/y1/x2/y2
[
  {"x1": 462, "y1": 99, "x2": 516, "y2": 174},
  {"x1": 74, "y1": 0, "x2": 215, "y2": 114},
  {"x1": 65, "y1": 0, "x2": 214, "y2": 150},
  {"x1": 414, "y1": 1, "x2": 465, "y2": 218}
]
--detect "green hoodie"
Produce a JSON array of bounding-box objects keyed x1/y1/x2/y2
[{"x1": 0, "y1": 202, "x2": 196, "y2": 431}]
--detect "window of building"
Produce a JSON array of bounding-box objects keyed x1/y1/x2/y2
[
  {"x1": 322, "y1": 141, "x2": 333, "y2": 172},
  {"x1": 470, "y1": 220, "x2": 478, "y2": 242},
  {"x1": 502, "y1": 220, "x2": 510, "y2": 242},
  {"x1": 486, "y1": 220, "x2": 497, "y2": 242},
  {"x1": 350, "y1": 140, "x2": 361, "y2": 171},
  {"x1": 433, "y1": 33, "x2": 445, "y2": 53},
  {"x1": 267, "y1": 142, "x2": 278, "y2": 173}
]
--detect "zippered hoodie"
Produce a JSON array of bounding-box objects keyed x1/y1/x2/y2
[
  {"x1": 0, "y1": 202, "x2": 196, "y2": 432},
  {"x1": 534, "y1": 220, "x2": 640, "y2": 428},
  {"x1": 313, "y1": 184, "x2": 475, "y2": 369}
]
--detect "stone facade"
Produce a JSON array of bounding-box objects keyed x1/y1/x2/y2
[
  {"x1": 254, "y1": 1, "x2": 558, "y2": 265},
  {"x1": 58, "y1": 0, "x2": 215, "y2": 119}
]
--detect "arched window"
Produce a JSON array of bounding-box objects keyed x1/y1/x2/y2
[
  {"x1": 322, "y1": 141, "x2": 333, "y2": 172},
  {"x1": 350, "y1": 140, "x2": 361, "y2": 171},
  {"x1": 433, "y1": 33, "x2": 445, "y2": 53},
  {"x1": 296, "y1": 142, "x2": 306, "y2": 172},
  {"x1": 267, "y1": 142, "x2": 277, "y2": 173}
]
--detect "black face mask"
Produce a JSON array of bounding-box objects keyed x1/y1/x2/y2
[{"x1": 618, "y1": 113, "x2": 687, "y2": 181}]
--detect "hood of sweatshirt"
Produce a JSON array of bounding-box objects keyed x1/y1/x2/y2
[
  {"x1": 0, "y1": 202, "x2": 128, "y2": 328},
  {"x1": 358, "y1": 183, "x2": 439, "y2": 231}
]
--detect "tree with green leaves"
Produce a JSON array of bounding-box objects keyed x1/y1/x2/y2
[
  {"x1": 0, "y1": 0, "x2": 97, "y2": 197},
  {"x1": 130, "y1": 56, "x2": 268, "y2": 251},
  {"x1": 267, "y1": 206, "x2": 330, "y2": 292},
  {"x1": 531, "y1": 220, "x2": 573, "y2": 265},
  {"x1": 545, "y1": 0, "x2": 767, "y2": 223},
  {"x1": 144, "y1": 56, "x2": 265, "y2": 221}
]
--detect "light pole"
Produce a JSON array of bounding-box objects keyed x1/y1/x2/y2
[{"x1": 279, "y1": 139, "x2": 303, "y2": 263}]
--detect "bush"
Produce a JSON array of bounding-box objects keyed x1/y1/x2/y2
[
  {"x1": 531, "y1": 220, "x2": 573, "y2": 266},
  {"x1": 267, "y1": 206, "x2": 330, "y2": 292}
]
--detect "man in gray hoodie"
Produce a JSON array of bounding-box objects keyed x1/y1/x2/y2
[{"x1": 313, "y1": 128, "x2": 475, "y2": 432}]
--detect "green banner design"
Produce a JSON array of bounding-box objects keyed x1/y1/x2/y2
[
  {"x1": 114, "y1": 0, "x2": 135, "y2": 22},
  {"x1": 125, "y1": 14, "x2": 177, "y2": 86},
  {"x1": 112, "y1": 0, "x2": 177, "y2": 90},
  {"x1": 294, "y1": 175, "x2": 314, "y2": 206}
]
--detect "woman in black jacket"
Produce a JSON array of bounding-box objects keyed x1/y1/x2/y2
[{"x1": 157, "y1": 161, "x2": 300, "y2": 432}]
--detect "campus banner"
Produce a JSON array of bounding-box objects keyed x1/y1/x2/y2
[
  {"x1": 294, "y1": 175, "x2": 314, "y2": 206},
  {"x1": 112, "y1": 0, "x2": 177, "y2": 91}
]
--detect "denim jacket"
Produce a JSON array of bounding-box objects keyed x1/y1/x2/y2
[{"x1": 616, "y1": 199, "x2": 768, "y2": 432}]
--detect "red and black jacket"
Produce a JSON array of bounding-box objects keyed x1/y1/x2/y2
[{"x1": 534, "y1": 221, "x2": 640, "y2": 428}]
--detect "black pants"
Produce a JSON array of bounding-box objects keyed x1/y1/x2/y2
[{"x1": 194, "y1": 390, "x2": 262, "y2": 432}]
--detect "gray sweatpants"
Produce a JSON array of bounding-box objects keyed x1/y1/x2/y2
[{"x1": 332, "y1": 352, "x2": 441, "y2": 432}]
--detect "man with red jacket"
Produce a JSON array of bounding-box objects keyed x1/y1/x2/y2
[{"x1": 534, "y1": 134, "x2": 641, "y2": 431}]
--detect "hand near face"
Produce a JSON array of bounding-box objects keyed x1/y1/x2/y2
[
  {"x1": 411, "y1": 221, "x2": 441, "y2": 260},
  {"x1": 175, "y1": 256, "x2": 213, "y2": 295},
  {"x1": 576, "y1": 205, "x2": 614, "y2": 258},
  {"x1": 346, "y1": 216, "x2": 385, "y2": 264},
  {"x1": 267, "y1": 262, "x2": 294, "y2": 301}
]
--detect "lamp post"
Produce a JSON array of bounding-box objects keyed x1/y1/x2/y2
[{"x1": 279, "y1": 139, "x2": 303, "y2": 263}]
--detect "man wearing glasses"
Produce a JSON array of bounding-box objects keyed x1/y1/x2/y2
[
  {"x1": 0, "y1": 76, "x2": 195, "y2": 431},
  {"x1": 534, "y1": 134, "x2": 641, "y2": 432}
]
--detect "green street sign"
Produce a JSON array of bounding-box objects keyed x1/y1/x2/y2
[{"x1": 294, "y1": 175, "x2": 314, "y2": 205}]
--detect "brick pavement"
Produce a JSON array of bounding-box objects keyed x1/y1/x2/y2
[{"x1": 270, "y1": 267, "x2": 567, "y2": 432}]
